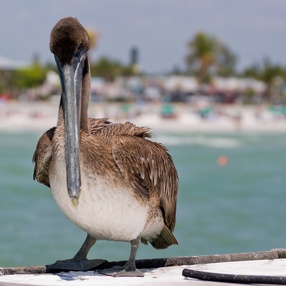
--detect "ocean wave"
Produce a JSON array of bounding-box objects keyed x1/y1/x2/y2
[{"x1": 153, "y1": 134, "x2": 243, "y2": 148}]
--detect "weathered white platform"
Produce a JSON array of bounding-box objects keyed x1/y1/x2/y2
[
  {"x1": 1, "y1": 260, "x2": 286, "y2": 286},
  {"x1": 1, "y1": 250, "x2": 286, "y2": 285},
  {"x1": 187, "y1": 258, "x2": 286, "y2": 276},
  {"x1": 185, "y1": 259, "x2": 286, "y2": 284},
  {"x1": 0, "y1": 266, "x2": 200, "y2": 286}
]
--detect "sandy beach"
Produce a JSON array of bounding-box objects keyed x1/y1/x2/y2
[{"x1": 0, "y1": 100, "x2": 285, "y2": 133}]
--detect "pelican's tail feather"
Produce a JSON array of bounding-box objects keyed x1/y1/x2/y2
[{"x1": 150, "y1": 225, "x2": 178, "y2": 249}]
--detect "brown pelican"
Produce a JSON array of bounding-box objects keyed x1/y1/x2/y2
[{"x1": 33, "y1": 17, "x2": 178, "y2": 277}]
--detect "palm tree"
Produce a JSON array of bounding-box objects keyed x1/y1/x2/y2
[{"x1": 186, "y1": 32, "x2": 236, "y2": 82}]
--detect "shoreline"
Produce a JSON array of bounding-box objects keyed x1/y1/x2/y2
[{"x1": 0, "y1": 101, "x2": 285, "y2": 133}]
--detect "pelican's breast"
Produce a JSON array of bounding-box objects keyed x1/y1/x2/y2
[{"x1": 49, "y1": 153, "x2": 153, "y2": 242}]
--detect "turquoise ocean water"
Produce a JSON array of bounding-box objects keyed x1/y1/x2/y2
[{"x1": 0, "y1": 131, "x2": 285, "y2": 267}]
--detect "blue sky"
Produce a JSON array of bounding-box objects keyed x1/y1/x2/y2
[{"x1": 1, "y1": 0, "x2": 285, "y2": 73}]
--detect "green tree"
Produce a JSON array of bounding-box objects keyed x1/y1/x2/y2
[
  {"x1": 260, "y1": 60, "x2": 286, "y2": 84},
  {"x1": 90, "y1": 57, "x2": 135, "y2": 81},
  {"x1": 13, "y1": 62, "x2": 47, "y2": 89},
  {"x1": 241, "y1": 59, "x2": 286, "y2": 102},
  {"x1": 242, "y1": 59, "x2": 286, "y2": 83},
  {"x1": 186, "y1": 32, "x2": 236, "y2": 82},
  {"x1": 241, "y1": 64, "x2": 261, "y2": 79},
  {"x1": 216, "y1": 43, "x2": 237, "y2": 76}
]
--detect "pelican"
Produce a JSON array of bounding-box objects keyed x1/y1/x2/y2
[{"x1": 33, "y1": 17, "x2": 178, "y2": 277}]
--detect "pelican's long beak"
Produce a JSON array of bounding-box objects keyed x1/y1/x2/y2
[{"x1": 55, "y1": 52, "x2": 87, "y2": 206}]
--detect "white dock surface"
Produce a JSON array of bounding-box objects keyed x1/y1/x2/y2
[
  {"x1": 1, "y1": 259, "x2": 286, "y2": 285},
  {"x1": 0, "y1": 265, "x2": 201, "y2": 286},
  {"x1": 188, "y1": 258, "x2": 286, "y2": 276}
]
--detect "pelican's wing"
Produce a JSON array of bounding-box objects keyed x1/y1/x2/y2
[
  {"x1": 88, "y1": 118, "x2": 112, "y2": 134},
  {"x1": 32, "y1": 127, "x2": 55, "y2": 188},
  {"x1": 32, "y1": 118, "x2": 110, "y2": 188},
  {"x1": 111, "y1": 134, "x2": 178, "y2": 231}
]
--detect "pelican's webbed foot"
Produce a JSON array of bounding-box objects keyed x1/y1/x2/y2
[
  {"x1": 48, "y1": 258, "x2": 106, "y2": 271},
  {"x1": 48, "y1": 234, "x2": 106, "y2": 271},
  {"x1": 99, "y1": 237, "x2": 144, "y2": 277},
  {"x1": 99, "y1": 265, "x2": 144, "y2": 277},
  {"x1": 114, "y1": 269, "x2": 144, "y2": 277},
  {"x1": 112, "y1": 266, "x2": 144, "y2": 277}
]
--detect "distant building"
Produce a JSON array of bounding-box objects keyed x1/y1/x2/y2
[
  {"x1": 130, "y1": 46, "x2": 140, "y2": 73},
  {"x1": 130, "y1": 47, "x2": 138, "y2": 66},
  {"x1": 0, "y1": 55, "x2": 28, "y2": 70},
  {"x1": 211, "y1": 77, "x2": 266, "y2": 94}
]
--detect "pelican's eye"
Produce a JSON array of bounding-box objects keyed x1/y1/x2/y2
[{"x1": 74, "y1": 44, "x2": 83, "y2": 60}]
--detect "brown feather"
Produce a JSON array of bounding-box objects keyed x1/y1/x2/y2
[
  {"x1": 32, "y1": 127, "x2": 55, "y2": 187},
  {"x1": 33, "y1": 118, "x2": 111, "y2": 188},
  {"x1": 110, "y1": 133, "x2": 178, "y2": 232}
]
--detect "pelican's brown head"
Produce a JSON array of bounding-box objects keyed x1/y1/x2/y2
[
  {"x1": 50, "y1": 17, "x2": 91, "y2": 206},
  {"x1": 50, "y1": 17, "x2": 90, "y2": 65}
]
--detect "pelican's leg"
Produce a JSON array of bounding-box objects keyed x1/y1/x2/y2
[
  {"x1": 112, "y1": 237, "x2": 144, "y2": 277},
  {"x1": 49, "y1": 234, "x2": 106, "y2": 271},
  {"x1": 73, "y1": 233, "x2": 96, "y2": 260}
]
